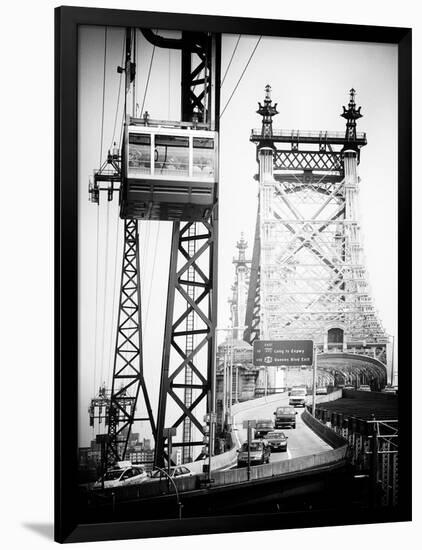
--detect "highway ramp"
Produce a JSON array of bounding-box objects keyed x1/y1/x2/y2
[{"x1": 232, "y1": 393, "x2": 332, "y2": 465}]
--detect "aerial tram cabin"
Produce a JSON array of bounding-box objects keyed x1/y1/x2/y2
[{"x1": 120, "y1": 116, "x2": 218, "y2": 221}]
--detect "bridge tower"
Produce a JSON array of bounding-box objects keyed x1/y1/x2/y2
[
  {"x1": 245, "y1": 86, "x2": 390, "y2": 389},
  {"x1": 89, "y1": 28, "x2": 221, "y2": 468},
  {"x1": 228, "y1": 233, "x2": 251, "y2": 339}
]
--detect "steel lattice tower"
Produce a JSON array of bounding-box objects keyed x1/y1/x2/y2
[{"x1": 246, "y1": 86, "x2": 389, "y2": 388}]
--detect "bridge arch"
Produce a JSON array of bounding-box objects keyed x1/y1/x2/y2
[
  {"x1": 317, "y1": 352, "x2": 387, "y2": 390},
  {"x1": 327, "y1": 327, "x2": 344, "y2": 344}
]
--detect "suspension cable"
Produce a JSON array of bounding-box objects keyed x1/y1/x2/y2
[
  {"x1": 140, "y1": 41, "x2": 156, "y2": 117},
  {"x1": 99, "y1": 27, "x2": 108, "y2": 166},
  {"x1": 221, "y1": 35, "x2": 241, "y2": 88},
  {"x1": 220, "y1": 35, "x2": 262, "y2": 119}
]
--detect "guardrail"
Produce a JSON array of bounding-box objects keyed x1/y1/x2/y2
[{"x1": 302, "y1": 409, "x2": 348, "y2": 448}]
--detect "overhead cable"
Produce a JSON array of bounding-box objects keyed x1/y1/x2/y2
[
  {"x1": 220, "y1": 35, "x2": 262, "y2": 119},
  {"x1": 99, "y1": 27, "x2": 108, "y2": 166},
  {"x1": 140, "y1": 41, "x2": 156, "y2": 117},
  {"x1": 221, "y1": 35, "x2": 241, "y2": 88}
]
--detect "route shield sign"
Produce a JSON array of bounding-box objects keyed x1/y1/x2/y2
[{"x1": 253, "y1": 340, "x2": 314, "y2": 367}]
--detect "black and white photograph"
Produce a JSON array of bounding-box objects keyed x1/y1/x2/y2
[
  {"x1": 74, "y1": 17, "x2": 405, "y2": 527},
  {"x1": 46, "y1": 3, "x2": 412, "y2": 545}
]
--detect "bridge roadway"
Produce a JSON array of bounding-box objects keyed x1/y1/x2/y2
[
  {"x1": 81, "y1": 392, "x2": 348, "y2": 524},
  {"x1": 230, "y1": 393, "x2": 332, "y2": 466}
]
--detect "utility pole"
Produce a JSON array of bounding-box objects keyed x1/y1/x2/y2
[
  {"x1": 215, "y1": 326, "x2": 245, "y2": 425},
  {"x1": 222, "y1": 348, "x2": 227, "y2": 427},
  {"x1": 247, "y1": 420, "x2": 252, "y2": 481},
  {"x1": 163, "y1": 427, "x2": 176, "y2": 490},
  {"x1": 370, "y1": 417, "x2": 379, "y2": 508},
  {"x1": 312, "y1": 345, "x2": 317, "y2": 416}
]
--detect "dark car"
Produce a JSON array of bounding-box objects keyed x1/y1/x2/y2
[
  {"x1": 266, "y1": 430, "x2": 288, "y2": 452},
  {"x1": 254, "y1": 419, "x2": 274, "y2": 438},
  {"x1": 274, "y1": 406, "x2": 297, "y2": 429},
  {"x1": 237, "y1": 439, "x2": 271, "y2": 467}
]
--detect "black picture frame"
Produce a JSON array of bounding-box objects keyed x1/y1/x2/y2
[{"x1": 55, "y1": 5, "x2": 412, "y2": 543}]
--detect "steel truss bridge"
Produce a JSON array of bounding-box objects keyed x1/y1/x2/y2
[{"x1": 241, "y1": 86, "x2": 389, "y2": 391}]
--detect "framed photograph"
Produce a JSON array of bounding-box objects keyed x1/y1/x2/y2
[{"x1": 55, "y1": 6, "x2": 411, "y2": 543}]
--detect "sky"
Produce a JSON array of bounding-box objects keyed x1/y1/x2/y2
[{"x1": 78, "y1": 27, "x2": 398, "y2": 447}]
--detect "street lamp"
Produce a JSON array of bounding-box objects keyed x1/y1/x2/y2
[
  {"x1": 215, "y1": 326, "x2": 246, "y2": 425},
  {"x1": 152, "y1": 467, "x2": 183, "y2": 519},
  {"x1": 312, "y1": 344, "x2": 318, "y2": 417},
  {"x1": 390, "y1": 334, "x2": 396, "y2": 386}
]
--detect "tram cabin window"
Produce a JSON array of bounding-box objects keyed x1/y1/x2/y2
[
  {"x1": 193, "y1": 137, "x2": 215, "y2": 177},
  {"x1": 155, "y1": 135, "x2": 189, "y2": 177},
  {"x1": 127, "y1": 127, "x2": 217, "y2": 181},
  {"x1": 128, "y1": 134, "x2": 151, "y2": 176}
]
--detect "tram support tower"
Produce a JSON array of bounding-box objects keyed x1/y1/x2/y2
[
  {"x1": 89, "y1": 28, "x2": 221, "y2": 468},
  {"x1": 246, "y1": 86, "x2": 390, "y2": 390}
]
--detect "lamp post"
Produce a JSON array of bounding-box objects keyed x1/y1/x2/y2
[
  {"x1": 215, "y1": 326, "x2": 246, "y2": 425},
  {"x1": 390, "y1": 335, "x2": 396, "y2": 386},
  {"x1": 312, "y1": 345, "x2": 318, "y2": 417},
  {"x1": 152, "y1": 467, "x2": 183, "y2": 519},
  {"x1": 163, "y1": 427, "x2": 176, "y2": 490}
]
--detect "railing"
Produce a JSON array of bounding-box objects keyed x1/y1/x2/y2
[
  {"x1": 250, "y1": 128, "x2": 367, "y2": 145},
  {"x1": 251, "y1": 128, "x2": 367, "y2": 142},
  {"x1": 313, "y1": 404, "x2": 398, "y2": 507},
  {"x1": 129, "y1": 116, "x2": 211, "y2": 130}
]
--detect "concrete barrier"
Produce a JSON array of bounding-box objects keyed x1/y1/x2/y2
[
  {"x1": 314, "y1": 389, "x2": 343, "y2": 404},
  {"x1": 302, "y1": 409, "x2": 348, "y2": 448}
]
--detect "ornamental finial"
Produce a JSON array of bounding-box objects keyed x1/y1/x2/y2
[
  {"x1": 236, "y1": 232, "x2": 248, "y2": 262},
  {"x1": 341, "y1": 88, "x2": 363, "y2": 143},
  {"x1": 257, "y1": 84, "x2": 279, "y2": 139}
]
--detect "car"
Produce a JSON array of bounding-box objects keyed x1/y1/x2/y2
[
  {"x1": 254, "y1": 419, "x2": 274, "y2": 438},
  {"x1": 358, "y1": 385, "x2": 371, "y2": 392},
  {"x1": 316, "y1": 387, "x2": 328, "y2": 395},
  {"x1": 288, "y1": 387, "x2": 307, "y2": 407},
  {"x1": 344, "y1": 385, "x2": 355, "y2": 390},
  {"x1": 265, "y1": 430, "x2": 288, "y2": 452},
  {"x1": 148, "y1": 466, "x2": 193, "y2": 480},
  {"x1": 381, "y1": 386, "x2": 397, "y2": 394},
  {"x1": 92, "y1": 465, "x2": 148, "y2": 490},
  {"x1": 274, "y1": 406, "x2": 297, "y2": 429},
  {"x1": 237, "y1": 439, "x2": 271, "y2": 467}
]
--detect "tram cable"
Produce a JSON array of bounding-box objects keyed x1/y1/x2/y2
[
  {"x1": 140, "y1": 40, "x2": 156, "y2": 118},
  {"x1": 220, "y1": 35, "x2": 262, "y2": 118},
  {"x1": 100, "y1": 200, "x2": 111, "y2": 387},
  {"x1": 93, "y1": 204, "x2": 101, "y2": 396},
  {"x1": 93, "y1": 26, "x2": 109, "y2": 396},
  {"x1": 221, "y1": 34, "x2": 241, "y2": 88},
  {"x1": 99, "y1": 27, "x2": 108, "y2": 166},
  {"x1": 107, "y1": 214, "x2": 121, "y2": 391},
  {"x1": 110, "y1": 34, "x2": 126, "y2": 149}
]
